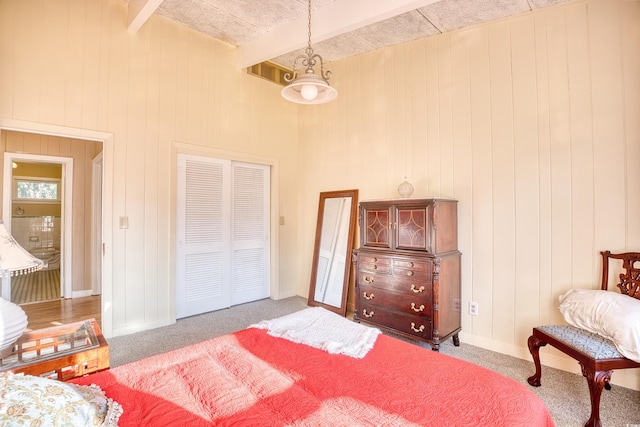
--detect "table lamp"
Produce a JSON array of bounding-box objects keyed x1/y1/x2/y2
[{"x1": 0, "y1": 220, "x2": 44, "y2": 350}]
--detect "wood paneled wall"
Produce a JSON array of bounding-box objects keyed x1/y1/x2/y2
[
  {"x1": 0, "y1": 0, "x2": 299, "y2": 336},
  {"x1": 297, "y1": 0, "x2": 639, "y2": 388}
]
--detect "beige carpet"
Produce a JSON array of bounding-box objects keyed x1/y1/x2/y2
[
  {"x1": 107, "y1": 296, "x2": 640, "y2": 427},
  {"x1": 11, "y1": 269, "x2": 61, "y2": 304}
]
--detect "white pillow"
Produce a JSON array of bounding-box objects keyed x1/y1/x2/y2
[
  {"x1": 0, "y1": 372, "x2": 122, "y2": 426},
  {"x1": 559, "y1": 288, "x2": 640, "y2": 362}
]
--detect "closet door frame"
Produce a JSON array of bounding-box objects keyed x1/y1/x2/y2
[{"x1": 174, "y1": 147, "x2": 278, "y2": 319}]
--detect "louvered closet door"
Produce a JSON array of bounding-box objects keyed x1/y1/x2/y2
[
  {"x1": 176, "y1": 155, "x2": 231, "y2": 318},
  {"x1": 231, "y1": 162, "x2": 270, "y2": 305}
]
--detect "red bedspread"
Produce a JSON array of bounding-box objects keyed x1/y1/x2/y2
[{"x1": 72, "y1": 328, "x2": 555, "y2": 426}]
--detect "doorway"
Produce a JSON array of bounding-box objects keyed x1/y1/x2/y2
[
  {"x1": 10, "y1": 160, "x2": 63, "y2": 303},
  {"x1": 2, "y1": 154, "x2": 73, "y2": 303},
  {"x1": 2, "y1": 137, "x2": 103, "y2": 310},
  {"x1": 0, "y1": 121, "x2": 112, "y2": 336}
]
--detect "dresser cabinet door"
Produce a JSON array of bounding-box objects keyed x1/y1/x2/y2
[
  {"x1": 360, "y1": 200, "x2": 436, "y2": 253},
  {"x1": 361, "y1": 207, "x2": 392, "y2": 249},
  {"x1": 394, "y1": 204, "x2": 430, "y2": 252}
]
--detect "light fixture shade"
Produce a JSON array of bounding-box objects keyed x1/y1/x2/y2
[
  {"x1": 281, "y1": 72, "x2": 338, "y2": 105},
  {"x1": 0, "y1": 297, "x2": 27, "y2": 350},
  {"x1": 0, "y1": 221, "x2": 44, "y2": 278}
]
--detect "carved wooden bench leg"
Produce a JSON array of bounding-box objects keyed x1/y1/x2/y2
[
  {"x1": 527, "y1": 334, "x2": 547, "y2": 387},
  {"x1": 580, "y1": 364, "x2": 612, "y2": 427}
]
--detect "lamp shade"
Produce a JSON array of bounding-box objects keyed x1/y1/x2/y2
[
  {"x1": 0, "y1": 221, "x2": 44, "y2": 278},
  {"x1": 0, "y1": 221, "x2": 42, "y2": 351},
  {"x1": 0, "y1": 297, "x2": 27, "y2": 350},
  {"x1": 281, "y1": 70, "x2": 338, "y2": 105}
]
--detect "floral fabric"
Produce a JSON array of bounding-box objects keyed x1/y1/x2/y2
[{"x1": 0, "y1": 372, "x2": 122, "y2": 426}]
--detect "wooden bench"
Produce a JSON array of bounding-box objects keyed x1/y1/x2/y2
[{"x1": 527, "y1": 250, "x2": 640, "y2": 427}]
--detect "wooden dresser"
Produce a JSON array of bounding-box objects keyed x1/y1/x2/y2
[{"x1": 353, "y1": 198, "x2": 461, "y2": 350}]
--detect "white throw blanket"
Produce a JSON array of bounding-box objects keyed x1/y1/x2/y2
[{"x1": 249, "y1": 307, "x2": 381, "y2": 358}]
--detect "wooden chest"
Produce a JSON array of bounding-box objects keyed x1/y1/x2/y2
[{"x1": 353, "y1": 198, "x2": 461, "y2": 350}]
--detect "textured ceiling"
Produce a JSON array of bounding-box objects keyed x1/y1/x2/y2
[{"x1": 129, "y1": 0, "x2": 577, "y2": 69}]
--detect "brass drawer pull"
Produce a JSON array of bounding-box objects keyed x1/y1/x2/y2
[
  {"x1": 363, "y1": 309, "x2": 374, "y2": 318},
  {"x1": 372, "y1": 258, "x2": 377, "y2": 262},
  {"x1": 410, "y1": 284, "x2": 425, "y2": 293},
  {"x1": 410, "y1": 303, "x2": 425, "y2": 312},
  {"x1": 364, "y1": 292, "x2": 374, "y2": 300},
  {"x1": 410, "y1": 322, "x2": 425, "y2": 333},
  {"x1": 373, "y1": 265, "x2": 378, "y2": 270},
  {"x1": 406, "y1": 270, "x2": 414, "y2": 276},
  {"x1": 363, "y1": 276, "x2": 374, "y2": 284},
  {"x1": 407, "y1": 262, "x2": 414, "y2": 268}
]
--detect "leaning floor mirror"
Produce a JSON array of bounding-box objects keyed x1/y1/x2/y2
[{"x1": 308, "y1": 189, "x2": 359, "y2": 317}]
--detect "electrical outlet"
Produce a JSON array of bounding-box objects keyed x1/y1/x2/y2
[{"x1": 469, "y1": 301, "x2": 479, "y2": 316}]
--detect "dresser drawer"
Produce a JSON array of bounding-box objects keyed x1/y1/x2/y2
[
  {"x1": 390, "y1": 312, "x2": 432, "y2": 340},
  {"x1": 357, "y1": 284, "x2": 432, "y2": 317},
  {"x1": 358, "y1": 254, "x2": 391, "y2": 265},
  {"x1": 358, "y1": 305, "x2": 433, "y2": 340},
  {"x1": 357, "y1": 270, "x2": 394, "y2": 287},
  {"x1": 392, "y1": 267, "x2": 430, "y2": 281},
  {"x1": 392, "y1": 258, "x2": 431, "y2": 273},
  {"x1": 357, "y1": 254, "x2": 391, "y2": 274},
  {"x1": 359, "y1": 262, "x2": 391, "y2": 274},
  {"x1": 357, "y1": 269, "x2": 433, "y2": 298}
]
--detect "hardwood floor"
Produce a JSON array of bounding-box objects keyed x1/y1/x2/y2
[{"x1": 20, "y1": 296, "x2": 101, "y2": 331}]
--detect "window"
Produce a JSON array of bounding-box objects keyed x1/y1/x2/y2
[{"x1": 13, "y1": 177, "x2": 61, "y2": 203}]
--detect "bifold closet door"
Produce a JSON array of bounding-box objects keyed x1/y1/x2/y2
[
  {"x1": 176, "y1": 155, "x2": 270, "y2": 319},
  {"x1": 176, "y1": 155, "x2": 231, "y2": 318},
  {"x1": 230, "y1": 162, "x2": 270, "y2": 305}
]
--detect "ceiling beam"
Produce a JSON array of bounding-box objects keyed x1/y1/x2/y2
[
  {"x1": 127, "y1": 0, "x2": 164, "y2": 32},
  {"x1": 237, "y1": 0, "x2": 443, "y2": 69}
]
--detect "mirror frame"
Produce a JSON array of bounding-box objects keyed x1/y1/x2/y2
[{"x1": 307, "y1": 189, "x2": 359, "y2": 316}]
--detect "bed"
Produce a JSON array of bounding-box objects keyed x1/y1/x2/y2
[{"x1": 2, "y1": 308, "x2": 555, "y2": 426}]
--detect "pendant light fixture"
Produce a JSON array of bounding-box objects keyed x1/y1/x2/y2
[{"x1": 281, "y1": 0, "x2": 337, "y2": 105}]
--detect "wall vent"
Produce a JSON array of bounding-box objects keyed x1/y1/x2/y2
[{"x1": 247, "y1": 61, "x2": 292, "y2": 87}]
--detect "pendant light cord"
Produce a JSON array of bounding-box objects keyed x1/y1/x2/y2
[{"x1": 307, "y1": 0, "x2": 312, "y2": 52}]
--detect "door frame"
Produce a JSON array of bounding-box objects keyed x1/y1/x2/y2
[
  {"x1": 91, "y1": 152, "x2": 103, "y2": 295},
  {"x1": 2, "y1": 153, "x2": 73, "y2": 300},
  {"x1": 170, "y1": 142, "x2": 281, "y2": 320},
  {"x1": 0, "y1": 118, "x2": 113, "y2": 337}
]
